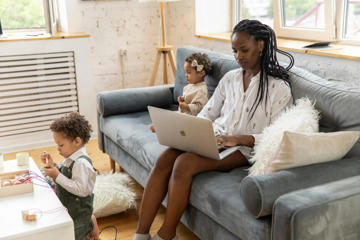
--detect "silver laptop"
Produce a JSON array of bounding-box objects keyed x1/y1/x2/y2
[{"x1": 148, "y1": 106, "x2": 241, "y2": 160}]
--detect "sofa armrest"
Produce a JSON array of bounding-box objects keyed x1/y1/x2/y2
[
  {"x1": 272, "y1": 175, "x2": 360, "y2": 240},
  {"x1": 240, "y1": 157, "x2": 360, "y2": 218},
  {"x1": 97, "y1": 84, "x2": 174, "y2": 117}
]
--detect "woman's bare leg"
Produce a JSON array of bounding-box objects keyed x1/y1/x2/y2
[
  {"x1": 136, "y1": 148, "x2": 184, "y2": 234},
  {"x1": 158, "y1": 151, "x2": 248, "y2": 239}
]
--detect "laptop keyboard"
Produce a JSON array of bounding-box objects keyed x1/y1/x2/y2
[{"x1": 218, "y1": 147, "x2": 227, "y2": 153}]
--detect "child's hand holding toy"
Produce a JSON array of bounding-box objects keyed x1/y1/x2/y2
[
  {"x1": 41, "y1": 151, "x2": 59, "y2": 179},
  {"x1": 40, "y1": 151, "x2": 54, "y2": 167},
  {"x1": 42, "y1": 163, "x2": 60, "y2": 179}
]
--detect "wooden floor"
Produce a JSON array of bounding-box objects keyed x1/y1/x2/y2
[{"x1": 3, "y1": 139, "x2": 200, "y2": 240}]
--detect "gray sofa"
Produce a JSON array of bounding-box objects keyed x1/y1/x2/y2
[{"x1": 97, "y1": 46, "x2": 360, "y2": 240}]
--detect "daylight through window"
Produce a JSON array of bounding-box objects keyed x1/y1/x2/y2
[{"x1": 0, "y1": 0, "x2": 46, "y2": 30}]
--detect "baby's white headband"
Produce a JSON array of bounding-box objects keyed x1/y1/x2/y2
[{"x1": 191, "y1": 60, "x2": 204, "y2": 72}]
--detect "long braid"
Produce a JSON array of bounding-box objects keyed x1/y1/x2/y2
[{"x1": 232, "y1": 19, "x2": 295, "y2": 122}]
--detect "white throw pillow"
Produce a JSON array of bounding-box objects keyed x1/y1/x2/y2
[
  {"x1": 265, "y1": 131, "x2": 360, "y2": 174},
  {"x1": 248, "y1": 97, "x2": 320, "y2": 176},
  {"x1": 93, "y1": 171, "x2": 137, "y2": 218}
]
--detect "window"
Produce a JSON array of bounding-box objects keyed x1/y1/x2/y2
[
  {"x1": 236, "y1": 0, "x2": 274, "y2": 29},
  {"x1": 273, "y1": 0, "x2": 336, "y2": 41},
  {"x1": 0, "y1": 0, "x2": 57, "y2": 35},
  {"x1": 234, "y1": 0, "x2": 360, "y2": 44},
  {"x1": 343, "y1": 0, "x2": 360, "y2": 39}
]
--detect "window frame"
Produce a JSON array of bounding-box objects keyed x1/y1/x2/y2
[
  {"x1": 336, "y1": 0, "x2": 360, "y2": 46},
  {"x1": 232, "y1": 0, "x2": 240, "y2": 29},
  {"x1": 1, "y1": 0, "x2": 57, "y2": 36},
  {"x1": 44, "y1": 0, "x2": 58, "y2": 36},
  {"x1": 233, "y1": 0, "x2": 275, "y2": 30},
  {"x1": 233, "y1": 0, "x2": 360, "y2": 44},
  {"x1": 273, "y1": 0, "x2": 337, "y2": 42}
]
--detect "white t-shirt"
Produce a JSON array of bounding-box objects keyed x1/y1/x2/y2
[{"x1": 198, "y1": 68, "x2": 293, "y2": 157}]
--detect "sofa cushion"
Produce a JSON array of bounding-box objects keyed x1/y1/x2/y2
[
  {"x1": 189, "y1": 167, "x2": 272, "y2": 240},
  {"x1": 97, "y1": 85, "x2": 173, "y2": 117},
  {"x1": 287, "y1": 65, "x2": 360, "y2": 158},
  {"x1": 265, "y1": 131, "x2": 360, "y2": 174},
  {"x1": 99, "y1": 111, "x2": 168, "y2": 171},
  {"x1": 240, "y1": 157, "x2": 360, "y2": 218}
]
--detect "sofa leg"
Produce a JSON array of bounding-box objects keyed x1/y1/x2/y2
[
  {"x1": 110, "y1": 157, "x2": 125, "y2": 173},
  {"x1": 110, "y1": 157, "x2": 116, "y2": 172}
]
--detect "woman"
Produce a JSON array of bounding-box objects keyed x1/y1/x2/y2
[{"x1": 134, "y1": 19, "x2": 295, "y2": 240}]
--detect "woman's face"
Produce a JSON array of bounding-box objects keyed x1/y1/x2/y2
[{"x1": 231, "y1": 32, "x2": 264, "y2": 71}]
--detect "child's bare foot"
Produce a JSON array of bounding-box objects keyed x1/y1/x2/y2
[
  {"x1": 87, "y1": 215, "x2": 99, "y2": 240},
  {"x1": 149, "y1": 124, "x2": 155, "y2": 133}
]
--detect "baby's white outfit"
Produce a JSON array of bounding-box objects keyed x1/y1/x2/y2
[{"x1": 179, "y1": 81, "x2": 210, "y2": 116}]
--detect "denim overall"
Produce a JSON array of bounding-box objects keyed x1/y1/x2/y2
[{"x1": 56, "y1": 155, "x2": 94, "y2": 240}]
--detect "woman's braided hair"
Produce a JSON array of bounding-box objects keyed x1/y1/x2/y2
[
  {"x1": 232, "y1": 19, "x2": 294, "y2": 121},
  {"x1": 185, "y1": 52, "x2": 212, "y2": 75}
]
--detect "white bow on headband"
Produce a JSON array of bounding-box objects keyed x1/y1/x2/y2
[{"x1": 191, "y1": 60, "x2": 204, "y2": 72}]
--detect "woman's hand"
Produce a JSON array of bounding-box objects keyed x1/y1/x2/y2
[
  {"x1": 216, "y1": 135, "x2": 255, "y2": 148},
  {"x1": 43, "y1": 164, "x2": 60, "y2": 179},
  {"x1": 215, "y1": 135, "x2": 238, "y2": 149}
]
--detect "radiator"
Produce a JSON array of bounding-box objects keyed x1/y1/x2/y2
[{"x1": 0, "y1": 52, "x2": 79, "y2": 138}]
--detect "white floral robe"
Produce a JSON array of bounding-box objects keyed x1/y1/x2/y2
[{"x1": 198, "y1": 68, "x2": 293, "y2": 157}]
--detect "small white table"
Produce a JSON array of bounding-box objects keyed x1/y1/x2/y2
[{"x1": 0, "y1": 158, "x2": 74, "y2": 240}]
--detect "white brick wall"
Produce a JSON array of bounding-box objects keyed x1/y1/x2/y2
[
  {"x1": 67, "y1": 0, "x2": 174, "y2": 94},
  {"x1": 68, "y1": 0, "x2": 360, "y2": 94},
  {"x1": 277, "y1": 51, "x2": 360, "y2": 88}
]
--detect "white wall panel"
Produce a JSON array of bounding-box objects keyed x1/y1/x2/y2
[{"x1": 0, "y1": 38, "x2": 96, "y2": 153}]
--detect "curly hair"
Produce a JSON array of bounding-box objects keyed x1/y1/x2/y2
[
  {"x1": 50, "y1": 112, "x2": 93, "y2": 145},
  {"x1": 185, "y1": 52, "x2": 212, "y2": 75}
]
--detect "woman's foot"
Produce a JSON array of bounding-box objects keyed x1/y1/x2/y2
[
  {"x1": 151, "y1": 232, "x2": 178, "y2": 240},
  {"x1": 87, "y1": 215, "x2": 100, "y2": 240},
  {"x1": 133, "y1": 233, "x2": 151, "y2": 240},
  {"x1": 149, "y1": 124, "x2": 155, "y2": 132}
]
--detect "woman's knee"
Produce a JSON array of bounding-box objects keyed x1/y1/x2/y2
[
  {"x1": 172, "y1": 153, "x2": 197, "y2": 179},
  {"x1": 152, "y1": 148, "x2": 181, "y2": 175}
]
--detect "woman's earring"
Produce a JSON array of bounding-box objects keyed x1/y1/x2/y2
[{"x1": 260, "y1": 51, "x2": 262, "y2": 57}]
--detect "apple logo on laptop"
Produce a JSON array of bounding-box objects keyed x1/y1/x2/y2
[{"x1": 180, "y1": 130, "x2": 186, "y2": 136}]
